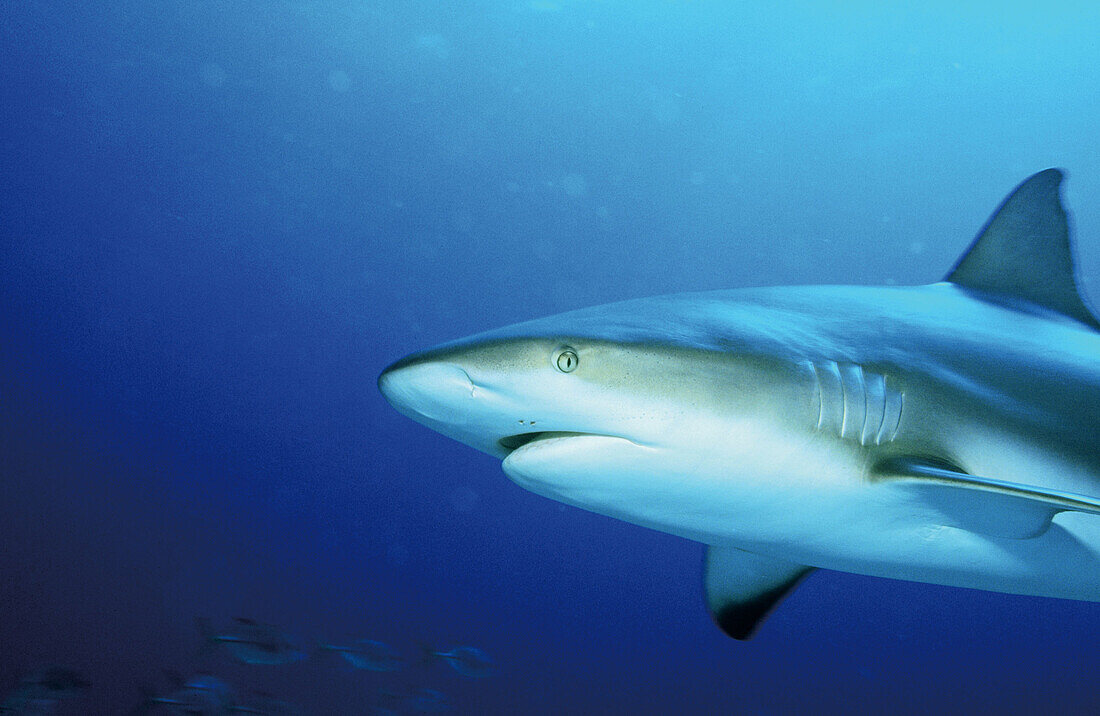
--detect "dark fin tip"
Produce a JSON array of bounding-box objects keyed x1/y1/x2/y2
[{"x1": 712, "y1": 580, "x2": 808, "y2": 641}]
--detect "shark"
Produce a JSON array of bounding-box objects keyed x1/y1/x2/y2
[{"x1": 378, "y1": 169, "x2": 1100, "y2": 639}]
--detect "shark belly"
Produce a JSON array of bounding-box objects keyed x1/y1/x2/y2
[
  {"x1": 501, "y1": 417, "x2": 862, "y2": 547},
  {"x1": 503, "y1": 422, "x2": 1100, "y2": 602},
  {"x1": 736, "y1": 450, "x2": 1100, "y2": 603},
  {"x1": 784, "y1": 505, "x2": 1100, "y2": 602}
]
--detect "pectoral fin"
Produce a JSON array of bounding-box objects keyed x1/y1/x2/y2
[
  {"x1": 875, "y1": 456, "x2": 1100, "y2": 539},
  {"x1": 704, "y1": 547, "x2": 813, "y2": 640}
]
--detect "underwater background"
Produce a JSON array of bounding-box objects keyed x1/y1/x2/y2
[{"x1": 3, "y1": 1, "x2": 1100, "y2": 713}]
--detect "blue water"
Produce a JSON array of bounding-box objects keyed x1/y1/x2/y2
[{"x1": 3, "y1": 2, "x2": 1100, "y2": 713}]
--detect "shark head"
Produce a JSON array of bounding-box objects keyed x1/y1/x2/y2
[{"x1": 379, "y1": 294, "x2": 837, "y2": 543}]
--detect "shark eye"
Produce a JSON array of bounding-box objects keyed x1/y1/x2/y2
[{"x1": 554, "y1": 348, "x2": 579, "y2": 373}]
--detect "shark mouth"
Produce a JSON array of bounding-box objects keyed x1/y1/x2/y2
[{"x1": 498, "y1": 431, "x2": 599, "y2": 453}]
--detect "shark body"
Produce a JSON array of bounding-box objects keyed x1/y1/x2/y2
[{"x1": 379, "y1": 169, "x2": 1100, "y2": 638}]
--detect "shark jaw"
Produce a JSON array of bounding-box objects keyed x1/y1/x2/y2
[
  {"x1": 380, "y1": 169, "x2": 1100, "y2": 640},
  {"x1": 376, "y1": 357, "x2": 697, "y2": 536},
  {"x1": 501, "y1": 433, "x2": 649, "y2": 504}
]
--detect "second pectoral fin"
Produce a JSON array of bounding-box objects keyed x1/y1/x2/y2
[{"x1": 875, "y1": 456, "x2": 1100, "y2": 539}]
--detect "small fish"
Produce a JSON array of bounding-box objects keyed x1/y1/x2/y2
[
  {"x1": 145, "y1": 674, "x2": 235, "y2": 716},
  {"x1": 0, "y1": 695, "x2": 59, "y2": 715},
  {"x1": 178, "y1": 675, "x2": 233, "y2": 696},
  {"x1": 424, "y1": 646, "x2": 496, "y2": 678},
  {"x1": 197, "y1": 618, "x2": 308, "y2": 666},
  {"x1": 318, "y1": 639, "x2": 404, "y2": 672},
  {"x1": 13, "y1": 667, "x2": 90, "y2": 700},
  {"x1": 230, "y1": 692, "x2": 303, "y2": 716},
  {"x1": 401, "y1": 688, "x2": 450, "y2": 713},
  {"x1": 378, "y1": 687, "x2": 450, "y2": 714},
  {"x1": 148, "y1": 689, "x2": 228, "y2": 715}
]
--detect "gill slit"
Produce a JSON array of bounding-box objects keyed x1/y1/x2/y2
[
  {"x1": 810, "y1": 361, "x2": 824, "y2": 430},
  {"x1": 811, "y1": 360, "x2": 903, "y2": 446}
]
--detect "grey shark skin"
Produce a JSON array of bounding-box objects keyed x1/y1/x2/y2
[{"x1": 379, "y1": 169, "x2": 1100, "y2": 639}]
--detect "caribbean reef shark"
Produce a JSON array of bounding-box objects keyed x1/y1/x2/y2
[{"x1": 379, "y1": 169, "x2": 1100, "y2": 639}]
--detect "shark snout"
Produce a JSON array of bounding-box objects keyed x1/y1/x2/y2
[{"x1": 378, "y1": 360, "x2": 477, "y2": 424}]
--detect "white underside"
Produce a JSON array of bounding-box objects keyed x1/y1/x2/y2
[{"x1": 502, "y1": 432, "x2": 1100, "y2": 602}]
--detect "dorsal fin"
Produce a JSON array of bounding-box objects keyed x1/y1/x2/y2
[{"x1": 946, "y1": 168, "x2": 1100, "y2": 330}]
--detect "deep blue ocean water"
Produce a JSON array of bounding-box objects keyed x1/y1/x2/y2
[{"x1": 3, "y1": 2, "x2": 1100, "y2": 713}]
